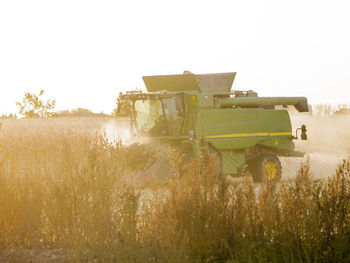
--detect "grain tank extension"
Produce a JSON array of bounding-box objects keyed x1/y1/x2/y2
[{"x1": 117, "y1": 72, "x2": 308, "y2": 182}]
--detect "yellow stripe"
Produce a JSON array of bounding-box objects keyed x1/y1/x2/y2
[
  {"x1": 207, "y1": 132, "x2": 268, "y2": 139},
  {"x1": 207, "y1": 131, "x2": 291, "y2": 139},
  {"x1": 269, "y1": 132, "x2": 292, "y2": 136}
]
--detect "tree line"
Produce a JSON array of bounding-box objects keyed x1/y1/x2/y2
[{"x1": 1, "y1": 90, "x2": 349, "y2": 119}]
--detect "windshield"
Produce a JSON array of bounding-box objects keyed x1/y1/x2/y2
[
  {"x1": 133, "y1": 95, "x2": 184, "y2": 136},
  {"x1": 134, "y1": 100, "x2": 166, "y2": 135}
]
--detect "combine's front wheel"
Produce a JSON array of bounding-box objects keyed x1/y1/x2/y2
[{"x1": 249, "y1": 153, "x2": 282, "y2": 183}]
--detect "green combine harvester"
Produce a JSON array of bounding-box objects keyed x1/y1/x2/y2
[{"x1": 117, "y1": 72, "x2": 308, "y2": 183}]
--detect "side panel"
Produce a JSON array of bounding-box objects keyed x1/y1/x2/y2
[
  {"x1": 198, "y1": 108, "x2": 266, "y2": 150},
  {"x1": 196, "y1": 108, "x2": 293, "y2": 151},
  {"x1": 258, "y1": 110, "x2": 295, "y2": 152}
]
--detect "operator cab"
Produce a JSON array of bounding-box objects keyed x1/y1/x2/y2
[{"x1": 118, "y1": 92, "x2": 185, "y2": 137}]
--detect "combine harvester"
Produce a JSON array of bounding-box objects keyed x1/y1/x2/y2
[{"x1": 117, "y1": 72, "x2": 308, "y2": 184}]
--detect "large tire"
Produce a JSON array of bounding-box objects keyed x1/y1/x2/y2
[{"x1": 248, "y1": 153, "x2": 282, "y2": 183}]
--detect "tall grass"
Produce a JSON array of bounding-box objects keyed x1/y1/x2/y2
[{"x1": 0, "y1": 118, "x2": 349, "y2": 262}]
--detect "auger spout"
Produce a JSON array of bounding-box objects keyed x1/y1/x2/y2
[{"x1": 216, "y1": 97, "x2": 309, "y2": 112}]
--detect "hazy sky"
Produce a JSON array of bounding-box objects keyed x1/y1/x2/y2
[{"x1": 1, "y1": 0, "x2": 349, "y2": 115}]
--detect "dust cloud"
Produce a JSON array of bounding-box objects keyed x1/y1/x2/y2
[
  {"x1": 101, "y1": 117, "x2": 152, "y2": 146},
  {"x1": 281, "y1": 108, "x2": 350, "y2": 178},
  {"x1": 102, "y1": 117, "x2": 133, "y2": 145}
]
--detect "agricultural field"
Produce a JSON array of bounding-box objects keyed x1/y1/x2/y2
[{"x1": 0, "y1": 115, "x2": 349, "y2": 262}]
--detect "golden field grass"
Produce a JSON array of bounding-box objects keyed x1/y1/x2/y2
[{"x1": 0, "y1": 117, "x2": 349, "y2": 262}]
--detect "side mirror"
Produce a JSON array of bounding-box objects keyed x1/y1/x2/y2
[
  {"x1": 294, "y1": 124, "x2": 307, "y2": 140},
  {"x1": 301, "y1": 124, "x2": 307, "y2": 140}
]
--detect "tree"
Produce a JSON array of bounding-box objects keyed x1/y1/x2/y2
[{"x1": 16, "y1": 90, "x2": 56, "y2": 118}]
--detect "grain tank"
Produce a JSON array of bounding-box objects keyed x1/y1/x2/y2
[{"x1": 117, "y1": 72, "x2": 308, "y2": 182}]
